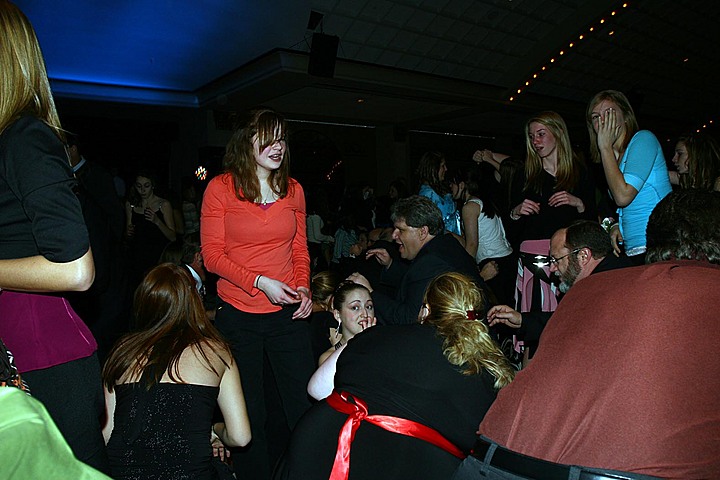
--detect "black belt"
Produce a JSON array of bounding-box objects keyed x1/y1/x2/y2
[{"x1": 472, "y1": 438, "x2": 654, "y2": 480}]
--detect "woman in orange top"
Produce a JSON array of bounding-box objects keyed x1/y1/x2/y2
[{"x1": 201, "y1": 108, "x2": 314, "y2": 479}]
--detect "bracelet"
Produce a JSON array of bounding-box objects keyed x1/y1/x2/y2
[
  {"x1": 600, "y1": 217, "x2": 618, "y2": 233},
  {"x1": 509, "y1": 209, "x2": 521, "y2": 221}
]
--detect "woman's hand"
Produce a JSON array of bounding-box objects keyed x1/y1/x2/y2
[
  {"x1": 292, "y1": 287, "x2": 313, "y2": 319},
  {"x1": 548, "y1": 191, "x2": 585, "y2": 213},
  {"x1": 359, "y1": 316, "x2": 377, "y2": 330},
  {"x1": 487, "y1": 305, "x2": 522, "y2": 329},
  {"x1": 211, "y1": 424, "x2": 231, "y2": 462},
  {"x1": 144, "y1": 207, "x2": 158, "y2": 224},
  {"x1": 511, "y1": 199, "x2": 541, "y2": 219},
  {"x1": 596, "y1": 107, "x2": 622, "y2": 153},
  {"x1": 346, "y1": 272, "x2": 372, "y2": 292},
  {"x1": 609, "y1": 224, "x2": 624, "y2": 257},
  {"x1": 257, "y1": 276, "x2": 301, "y2": 306},
  {"x1": 479, "y1": 261, "x2": 499, "y2": 281}
]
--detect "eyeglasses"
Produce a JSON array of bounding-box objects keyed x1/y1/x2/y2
[{"x1": 548, "y1": 247, "x2": 585, "y2": 266}]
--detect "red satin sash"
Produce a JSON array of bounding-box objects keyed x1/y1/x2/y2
[{"x1": 326, "y1": 390, "x2": 465, "y2": 480}]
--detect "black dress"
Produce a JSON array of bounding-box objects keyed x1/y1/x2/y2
[
  {"x1": 273, "y1": 324, "x2": 498, "y2": 480},
  {"x1": 127, "y1": 208, "x2": 170, "y2": 285},
  {"x1": 107, "y1": 383, "x2": 225, "y2": 480}
]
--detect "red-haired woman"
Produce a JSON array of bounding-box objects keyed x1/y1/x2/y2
[{"x1": 201, "y1": 108, "x2": 314, "y2": 478}]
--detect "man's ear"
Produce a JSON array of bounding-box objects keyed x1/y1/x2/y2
[
  {"x1": 418, "y1": 225, "x2": 430, "y2": 240},
  {"x1": 577, "y1": 247, "x2": 591, "y2": 266}
]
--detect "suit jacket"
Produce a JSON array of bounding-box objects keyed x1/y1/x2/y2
[{"x1": 372, "y1": 233, "x2": 484, "y2": 325}]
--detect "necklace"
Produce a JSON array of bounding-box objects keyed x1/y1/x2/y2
[
  {"x1": 259, "y1": 191, "x2": 277, "y2": 205},
  {"x1": 258, "y1": 186, "x2": 278, "y2": 205}
]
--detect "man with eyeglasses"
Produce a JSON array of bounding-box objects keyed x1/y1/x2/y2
[
  {"x1": 456, "y1": 190, "x2": 720, "y2": 479},
  {"x1": 486, "y1": 220, "x2": 631, "y2": 348}
]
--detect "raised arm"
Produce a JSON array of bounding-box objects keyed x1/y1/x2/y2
[{"x1": 596, "y1": 109, "x2": 639, "y2": 207}]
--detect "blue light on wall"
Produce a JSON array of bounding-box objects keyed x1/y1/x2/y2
[{"x1": 17, "y1": 0, "x2": 310, "y2": 104}]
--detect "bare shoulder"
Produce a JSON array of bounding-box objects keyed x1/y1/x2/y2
[
  {"x1": 462, "y1": 200, "x2": 482, "y2": 215},
  {"x1": 176, "y1": 341, "x2": 233, "y2": 385},
  {"x1": 192, "y1": 340, "x2": 233, "y2": 369}
]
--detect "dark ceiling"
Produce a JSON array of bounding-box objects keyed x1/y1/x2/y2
[{"x1": 18, "y1": 0, "x2": 720, "y2": 144}]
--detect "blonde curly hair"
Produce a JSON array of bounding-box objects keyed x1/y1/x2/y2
[{"x1": 423, "y1": 272, "x2": 514, "y2": 389}]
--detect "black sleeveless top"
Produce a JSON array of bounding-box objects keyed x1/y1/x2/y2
[{"x1": 107, "y1": 382, "x2": 220, "y2": 480}]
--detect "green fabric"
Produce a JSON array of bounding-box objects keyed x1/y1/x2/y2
[{"x1": 0, "y1": 388, "x2": 110, "y2": 480}]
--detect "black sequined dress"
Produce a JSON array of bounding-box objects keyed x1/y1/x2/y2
[{"x1": 107, "y1": 382, "x2": 221, "y2": 480}]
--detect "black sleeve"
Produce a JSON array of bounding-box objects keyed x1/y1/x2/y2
[
  {"x1": 576, "y1": 165, "x2": 598, "y2": 221},
  {"x1": 372, "y1": 256, "x2": 446, "y2": 325},
  {"x1": 519, "y1": 311, "x2": 553, "y2": 343},
  {"x1": 2, "y1": 117, "x2": 89, "y2": 262}
]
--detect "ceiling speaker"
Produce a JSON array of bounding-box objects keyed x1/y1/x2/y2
[{"x1": 308, "y1": 33, "x2": 339, "y2": 78}]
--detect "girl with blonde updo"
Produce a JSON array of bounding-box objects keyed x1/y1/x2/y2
[{"x1": 278, "y1": 272, "x2": 514, "y2": 480}]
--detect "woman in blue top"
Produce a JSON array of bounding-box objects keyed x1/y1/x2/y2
[
  {"x1": 587, "y1": 90, "x2": 672, "y2": 264},
  {"x1": 417, "y1": 151, "x2": 460, "y2": 235}
]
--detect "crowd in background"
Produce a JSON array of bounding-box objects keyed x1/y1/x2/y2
[{"x1": 1, "y1": 2, "x2": 720, "y2": 479}]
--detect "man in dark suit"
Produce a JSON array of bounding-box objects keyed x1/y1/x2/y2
[
  {"x1": 349, "y1": 195, "x2": 485, "y2": 325},
  {"x1": 66, "y1": 133, "x2": 126, "y2": 362}
]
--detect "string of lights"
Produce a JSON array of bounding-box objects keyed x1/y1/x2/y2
[{"x1": 508, "y1": 2, "x2": 630, "y2": 102}]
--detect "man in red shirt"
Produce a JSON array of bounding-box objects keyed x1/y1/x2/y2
[{"x1": 455, "y1": 190, "x2": 720, "y2": 480}]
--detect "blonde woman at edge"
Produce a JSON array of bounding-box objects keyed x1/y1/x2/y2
[{"x1": 0, "y1": 2, "x2": 108, "y2": 474}]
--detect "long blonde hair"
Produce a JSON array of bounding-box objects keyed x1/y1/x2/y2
[
  {"x1": 524, "y1": 111, "x2": 581, "y2": 194},
  {"x1": 0, "y1": 2, "x2": 64, "y2": 140},
  {"x1": 423, "y1": 272, "x2": 514, "y2": 389}
]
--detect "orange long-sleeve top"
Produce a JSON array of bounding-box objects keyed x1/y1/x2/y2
[{"x1": 200, "y1": 173, "x2": 310, "y2": 314}]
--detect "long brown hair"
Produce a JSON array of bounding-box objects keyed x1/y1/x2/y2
[
  {"x1": 677, "y1": 133, "x2": 720, "y2": 190},
  {"x1": 103, "y1": 263, "x2": 231, "y2": 391},
  {"x1": 423, "y1": 272, "x2": 514, "y2": 389},
  {"x1": 417, "y1": 151, "x2": 450, "y2": 196},
  {"x1": 223, "y1": 108, "x2": 291, "y2": 202},
  {"x1": 586, "y1": 90, "x2": 639, "y2": 164},
  {"x1": 524, "y1": 111, "x2": 581, "y2": 194},
  {"x1": 0, "y1": 2, "x2": 64, "y2": 140}
]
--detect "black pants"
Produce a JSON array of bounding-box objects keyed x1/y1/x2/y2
[
  {"x1": 215, "y1": 303, "x2": 315, "y2": 480},
  {"x1": 452, "y1": 437, "x2": 661, "y2": 480},
  {"x1": 22, "y1": 352, "x2": 109, "y2": 474}
]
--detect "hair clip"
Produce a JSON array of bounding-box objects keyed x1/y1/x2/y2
[{"x1": 466, "y1": 310, "x2": 477, "y2": 320}]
